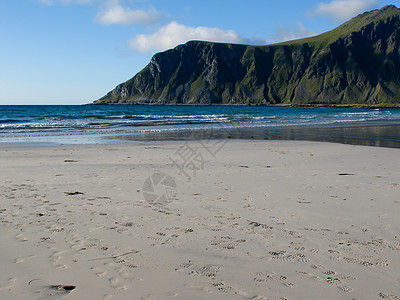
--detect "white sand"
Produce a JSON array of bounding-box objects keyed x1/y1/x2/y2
[{"x1": 0, "y1": 140, "x2": 399, "y2": 300}]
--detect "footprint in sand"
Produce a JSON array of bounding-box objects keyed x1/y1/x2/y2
[
  {"x1": 91, "y1": 267, "x2": 107, "y2": 277},
  {"x1": 49, "y1": 227, "x2": 65, "y2": 233},
  {"x1": 211, "y1": 235, "x2": 243, "y2": 251},
  {"x1": 186, "y1": 264, "x2": 221, "y2": 278},
  {"x1": 379, "y1": 292, "x2": 400, "y2": 299},
  {"x1": 326, "y1": 276, "x2": 342, "y2": 286},
  {"x1": 289, "y1": 242, "x2": 306, "y2": 251},
  {"x1": 254, "y1": 271, "x2": 296, "y2": 288},
  {"x1": 211, "y1": 282, "x2": 237, "y2": 294},
  {"x1": 117, "y1": 268, "x2": 136, "y2": 280},
  {"x1": 269, "y1": 250, "x2": 309, "y2": 263},
  {"x1": 147, "y1": 236, "x2": 164, "y2": 243},
  {"x1": 342, "y1": 256, "x2": 388, "y2": 267},
  {"x1": 222, "y1": 243, "x2": 237, "y2": 250},
  {"x1": 39, "y1": 236, "x2": 55, "y2": 245},
  {"x1": 307, "y1": 264, "x2": 356, "y2": 292},
  {"x1": 108, "y1": 277, "x2": 127, "y2": 291},
  {"x1": 116, "y1": 228, "x2": 129, "y2": 234},
  {"x1": 175, "y1": 261, "x2": 193, "y2": 272},
  {"x1": 296, "y1": 270, "x2": 323, "y2": 282},
  {"x1": 15, "y1": 233, "x2": 28, "y2": 242},
  {"x1": 69, "y1": 236, "x2": 84, "y2": 250},
  {"x1": 338, "y1": 285, "x2": 354, "y2": 292},
  {"x1": 389, "y1": 242, "x2": 400, "y2": 250},
  {"x1": 14, "y1": 254, "x2": 37, "y2": 264},
  {"x1": 50, "y1": 250, "x2": 67, "y2": 269},
  {"x1": 0, "y1": 277, "x2": 16, "y2": 291}
]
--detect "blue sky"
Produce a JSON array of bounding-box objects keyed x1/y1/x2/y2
[{"x1": 0, "y1": 0, "x2": 397, "y2": 104}]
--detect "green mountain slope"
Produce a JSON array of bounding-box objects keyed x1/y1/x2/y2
[{"x1": 94, "y1": 5, "x2": 400, "y2": 105}]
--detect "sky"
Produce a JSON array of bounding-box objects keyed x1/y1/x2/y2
[{"x1": 0, "y1": 0, "x2": 398, "y2": 105}]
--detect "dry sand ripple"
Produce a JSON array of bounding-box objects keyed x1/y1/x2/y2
[{"x1": 0, "y1": 141, "x2": 399, "y2": 299}]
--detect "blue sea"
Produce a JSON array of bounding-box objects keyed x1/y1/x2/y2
[{"x1": 1, "y1": 105, "x2": 400, "y2": 147}]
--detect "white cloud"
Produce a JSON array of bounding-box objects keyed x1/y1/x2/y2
[
  {"x1": 268, "y1": 22, "x2": 318, "y2": 44},
  {"x1": 130, "y1": 21, "x2": 266, "y2": 53},
  {"x1": 310, "y1": 0, "x2": 378, "y2": 21},
  {"x1": 96, "y1": 0, "x2": 161, "y2": 26}
]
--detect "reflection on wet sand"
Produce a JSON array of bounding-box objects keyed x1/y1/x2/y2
[{"x1": 109, "y1": 124, "x2": 400, "y2": 149}]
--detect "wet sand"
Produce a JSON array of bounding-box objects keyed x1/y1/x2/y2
[{"x1": 109, "y1": 124, "x2": 400, "y2": 149}]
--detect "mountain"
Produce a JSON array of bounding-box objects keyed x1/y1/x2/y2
[{"x1": 94, "y1": 5, "x2": 400, "y2": 105}]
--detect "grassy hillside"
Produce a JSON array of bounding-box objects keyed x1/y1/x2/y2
[{"x1": 95, "y1": 5, "x2": 400, "y2": 105}]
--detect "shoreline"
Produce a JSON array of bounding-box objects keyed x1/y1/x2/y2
[
  {"x1": 107, "y1": 123, "x2": 400, "y2": 149},
  {"x1": 90, "y1": 102, "x2": 400, "y2": 109},
  {"x1": 2, "y1": 105, "x2": 400, "y2": 149},
  {"x1": 3, "y1": 122, "x2": 398, "y2": 149}
]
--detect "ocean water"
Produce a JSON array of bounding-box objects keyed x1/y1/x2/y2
[{"x1": 1, "y1": 105, "x2": 400, "y2": 146}]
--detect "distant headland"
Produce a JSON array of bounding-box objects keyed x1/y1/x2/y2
[{"x1": 94, "y1": 5, "x2": 400, "y2": 107}]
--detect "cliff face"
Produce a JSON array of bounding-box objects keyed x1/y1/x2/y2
[{"x1": 95, "y1": 5, "x2": 400, "y2": 105}]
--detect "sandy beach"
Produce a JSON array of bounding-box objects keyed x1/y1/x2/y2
[{"x1": 0, "y1": 140, "x2": 399, "y2": 299}]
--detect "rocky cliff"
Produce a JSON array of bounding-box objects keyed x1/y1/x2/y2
[{"x1": 95, "y1": 5, "x2": 400, "y2": 105}]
